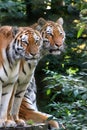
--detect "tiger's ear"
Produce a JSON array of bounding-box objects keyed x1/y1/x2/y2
[
  {"x1": 37, "y1": 17, "x2": 46, "y2": 26},
  {"x1": 35, "y1": 18, "x2": 46, "y2": 31},
  {"x1": 56, "y1": 17, "x2": 64, "y2": 25},
  {"x1": 0, "y1": 26, "x2": 12, "y2": 37},
  {"x1": 12, "y1": 26, "x2": 19, "y2": 37}
]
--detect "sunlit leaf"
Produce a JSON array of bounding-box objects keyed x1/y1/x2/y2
[
  {"x1": 46, "y1": 89, "x2": 51, "y2": 95},
  {"x1": 77, "y1": 25, "x2": 85, "y2": 38}
]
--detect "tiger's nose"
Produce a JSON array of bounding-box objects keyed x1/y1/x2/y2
[
  {"x1": 30, "y1": 52, "x2": 36, "y2": 56},
  {"x1": 55, "y1": 43, "x2": 62, "y2": 47}
]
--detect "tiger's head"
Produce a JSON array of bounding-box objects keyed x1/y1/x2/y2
[
  {"x1": 9, "y1": 27, "x2": 42, "y2": 62},
  {"x1": 32, "y1": 17, "x2": 65, "y2": 56}
]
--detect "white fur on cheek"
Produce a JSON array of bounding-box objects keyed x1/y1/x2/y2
[
  {"x1": 33, "y1": 33, "x2": 40, "y2": 42},
  {"x1": 46, "y1": 26, "x2": 53, "y2": 34},
  {"x1": 21, "y1": 34, "x2": 28, "y2": 43}
]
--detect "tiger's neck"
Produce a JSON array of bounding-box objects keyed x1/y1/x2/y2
[{"x1": 6, "y1": 39, "x2": 21, "y2": 65}]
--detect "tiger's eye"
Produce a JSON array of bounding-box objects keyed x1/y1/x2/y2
[{"x1": 60, "y1": 32, "x2": 63, "y2": 35}]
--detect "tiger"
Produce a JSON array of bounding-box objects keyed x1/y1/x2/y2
[
  {"x1": 19, "y1": 17, "x2": 65, "y2": 129},
  {"x1": 0, "y1": 26, "x2": 42, "y2": 127}
]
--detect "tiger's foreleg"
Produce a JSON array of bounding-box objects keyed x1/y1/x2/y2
[
  {"x1": 0, "y1": 83, "x2": 16, "y2": 127},
  {"x1": 11, "y1": 60, "x2": 36, "y2": 126},
  {"x1": 7, "y1": 83, "x2": 18, "y2": 121},
  {"x1": 11, "y1": 83, "x2": 30, "y2": 126},
  {"x1": 0, "y1": 85, "x2": 4, "y2": 127}
]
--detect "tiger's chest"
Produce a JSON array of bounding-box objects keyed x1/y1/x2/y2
[
  {"x1": 18, "y1": 60, "x2": 37, "y2": 84},
  {"x1": 0, "y1": 61, "x2": 20, "y2": 84}
]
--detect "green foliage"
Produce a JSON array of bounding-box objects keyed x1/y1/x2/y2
[
  {"x1": 44, "y1": 70, "x2": 87, "y2": 129},
  {"x1": 26, "y1": 119, "x2": 34, "y2": 125},
  {"x1": 0, "y1": 0, "x2": 26, "y2": 20},
  {"x1": 41, "y1": 23, "x2": 87, "y2": 128},
  {"x1": 76, "y1": 1, "x2": 87, "y2": 38},
  {"x1": 40, "y1": 2, "x2": 87, "y2": 128},
  {"x1": 30, "y1": 0, "x2": 48, "y2": 10},
  {"x1": 77, "y1": 20, "x2": 87, "y2": 39}
]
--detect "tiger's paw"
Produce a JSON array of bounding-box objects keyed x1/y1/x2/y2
[
  {"x1": 5, "y1": 120, "x2": 17, "y2": 127},
  {"x1": 48, "y1": 120, "x2": 59, "y2": 128},
  {"x1": 0, "y1": 120, "x2": 5, "y2": 128},
  {"x1": 15, "y1": 119, "x2": 26, "y2": 126}
]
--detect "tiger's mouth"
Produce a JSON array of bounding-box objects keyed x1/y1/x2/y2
[
  {"x1": 25, "y1": 57, "x2": 38, "y2": 60},
  {"x1": 49, "y1": 48, "x2": 59, "y2": 53},
  {"x1": 25, "y1": 55, "x2": 40, "y2": 61},
  {"x1": 49, "y1": 44, "x2": 65, "y2": 55},
  {"x1": 49, "y1": 48, "x2": 61, "y2": 55}
]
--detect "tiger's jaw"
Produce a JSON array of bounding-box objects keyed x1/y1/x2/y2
[
  {"x1": 49, "y1": 44, "x2": 65, "y2": 55},
  {"x1": 41, "y1": 40, "x2": 65, "y2": 56},
  {"x1": 42, "y1": 29, "x2": 65, "y2": 55},
  {"x1": 23, "y1": 53, "x2": 40, "y2": 61}
]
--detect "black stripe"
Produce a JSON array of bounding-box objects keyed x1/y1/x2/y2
[
  {"x1": 15, "y1": 95, "x2": 21, "y2": 98},
  {"x1": 24, "y1": 96, "x2": 33, "y2": 103},
  {"x1": 24, "y1": 94, "x2": 30, "y2": 99},
  {"x1": 15, "y1": 50, "x2": 19, "y2": 55},
  {"x1": 6, "y1": 46, "x2": 12, "y2": 69},
  {"x1": 13, "y1": 41, "x2": 15, "y2": 49},
  {"x1": 24, "y1": 95, "x2": 36, "y2": 104},
  {"x1": 27, "y1": 88, "x2": 32, "y2": 93},
  {"x1": 6, "y1": 46, "x2": 10, "y2": 63},
  {"x1": 17, "y1": 39, "x2": 19, "y2": 46},
  {"x1": 0, "y1": 77, "x2": 4, "y2": 83},
  {"x1": 3, "y1": 83, "x2": 13, "y2": 88},
  {"x1": 22, "y1": 67, "x2": 26, "y2": 75},
  {"x1": 2, "y1": 93, "x2": 8, "y2": 96},
  {"x1": 17, "y1": 79, "x2": 19, "y2": 84},
  {"x1": 28, "y1": 63, "x2": 31, "y2": 69},
  {"x1": 22, "y1": 100, "x2": 32, "y2": 105},
  {"x1": 33, "y1": 99, "x2": 36, "y2": 104},
  {"x1": 20, "y1": 35, "x2": 22, "y2": 38},
  {"x1": 21, "y1": 104, "x2": 34, "y2": 111},
  {"x1": 15, "y1": 90, "x2": 25, "y2": 98},
  {"x1": 24, "y1": 41, "x2": 28, "y2": 45},
  {"x1": 2, "y1": 64, "x2": 8, "y2": 77}
]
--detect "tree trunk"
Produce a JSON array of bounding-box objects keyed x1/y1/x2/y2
[
  {"x1": 51, "y1": 0, "x2": 65, "y2": 13},
  {"x1": 25, "y1": 0, "x2": 32, "y2": 17}
]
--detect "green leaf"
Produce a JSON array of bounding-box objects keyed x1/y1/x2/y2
[
  {"x1": 27, "y1": 120, "x2": 34, "y2": 125},
  {"x1": 77, "y1": 25, "x2": 85, "y2": 38},
  {"x1": 74, "y1": 89, "x2": 79, "y2": 97},
  {"x1": 46, "y1": 89, "x2": 51, "y2": 95}
]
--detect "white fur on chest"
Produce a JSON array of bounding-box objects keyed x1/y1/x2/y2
[
  {"x1": 0, "y1": 49, "x2": 20, "y2": 83},
  {"x1": 19, "y1": 60, "x2": 37, "y2": 84}
]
